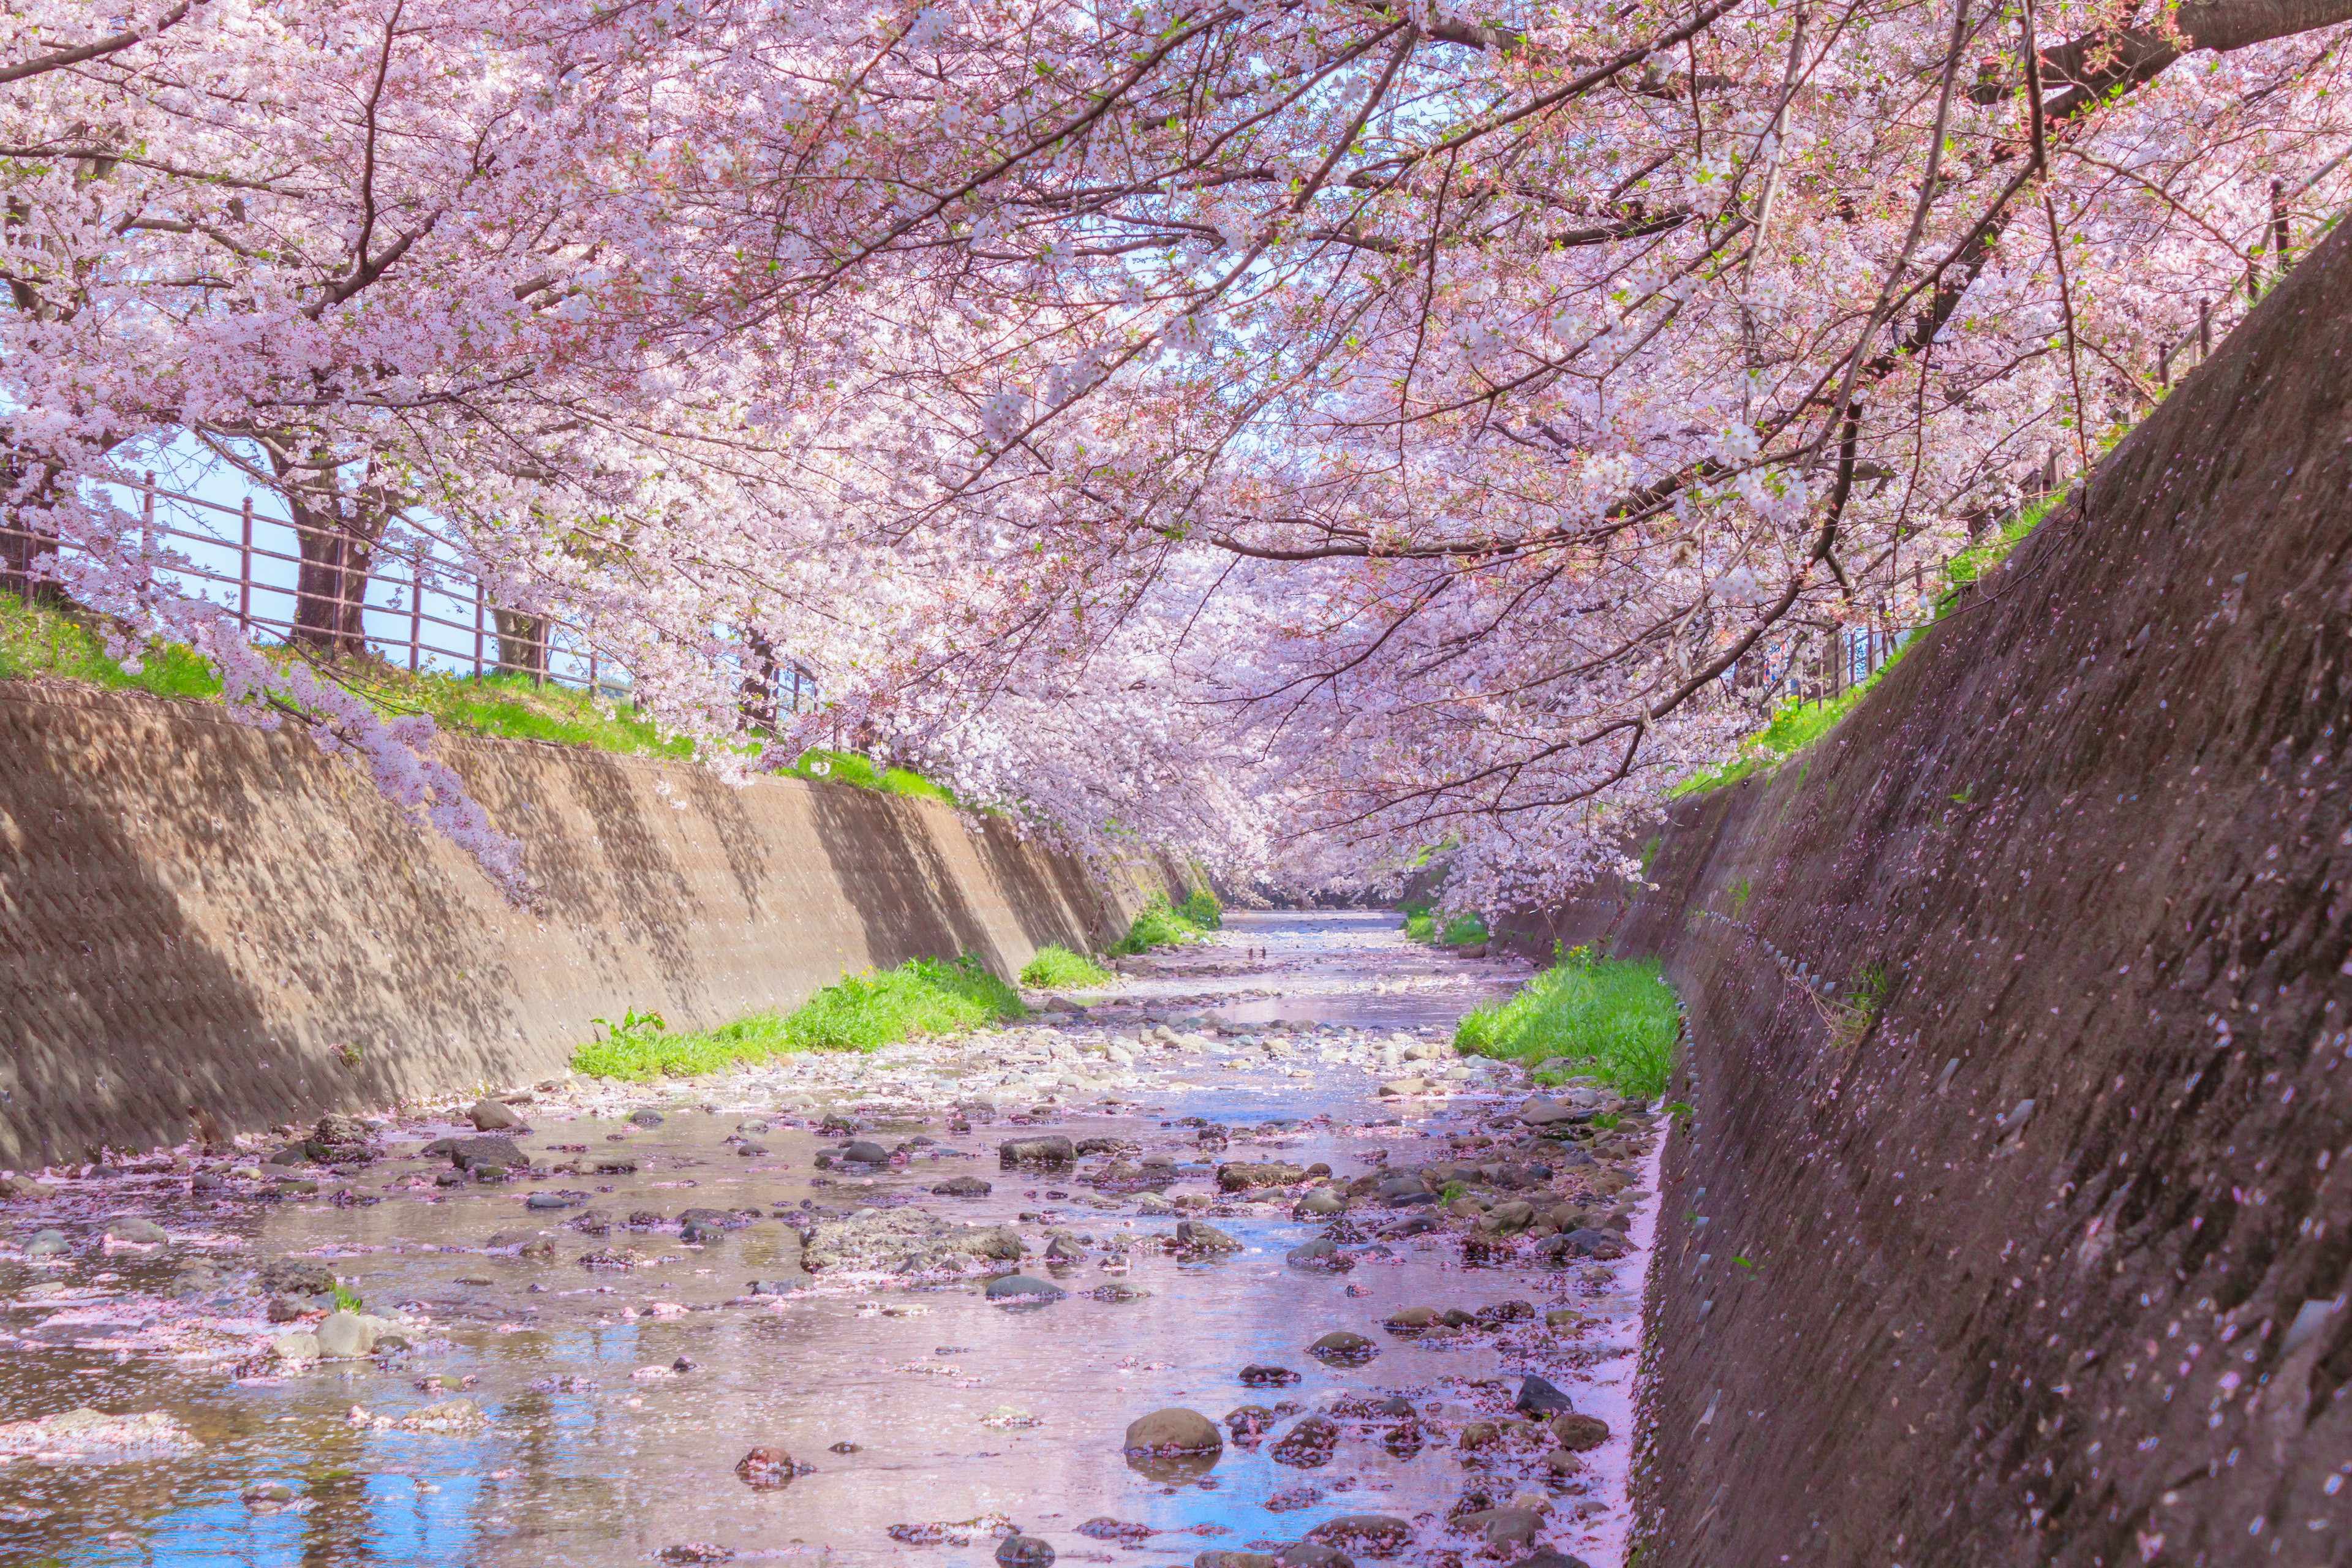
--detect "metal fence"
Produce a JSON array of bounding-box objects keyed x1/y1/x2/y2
[{"x1": 0, "y1": 474, "x2": 820, "y2": 720}]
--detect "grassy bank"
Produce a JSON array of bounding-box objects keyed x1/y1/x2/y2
[
  {"x1": 0, "y1": 595, "x2": 959, "y2": 798},
  {"x1": 1020, "y1": 944, "x2": 1113, "y2": 989},
  {"x1": 1112, "y1": 889, "x2": 1223, "y2": 954},
  {"x1": 1403, "y1": 905, "x2": 1488, "y2": 946},
  {"x1": 570, "y1": 953, "x2": 1026, "y2": 1079},
  {"x1": 1454, "y1": 945, "x2": 1679, "y2": 1099}
]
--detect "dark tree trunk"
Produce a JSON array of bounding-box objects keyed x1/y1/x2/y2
[
  {"x1": 492, "y1": 608, "x2": 547, "y2": 681},
  {"x1": 739, "y1": 629, "x2": 780, "y2": 732}
]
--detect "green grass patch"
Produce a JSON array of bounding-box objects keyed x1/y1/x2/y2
[
  {"x1": 1404, "y1": 910, "x2": 1489, "y2": 946},
  {"x1": 1020, "y1": 944, "x2": 1113, "y2": 989},
  {"x1": 1177, "y1": 886, "x2": 1223, "y2": 930},
  {"x1": 0, "y1": 594, "x2": 223, "y2": 699},
  {"x1": 571, "y1": 956, "x2": 1027, "y2": 1080},
  {"x1": 789, "y1": 748, "x2": 959, "y2": 804},
  {"x1": 1453, "y1": 944, "x2": 1681, "y2": 1100},
  {"x1": 1112, "y1": 894, "x2": 1216, "y2": 955},
  {"x1": 0, "y1": 597, "x2": 976, "y2": 802}
]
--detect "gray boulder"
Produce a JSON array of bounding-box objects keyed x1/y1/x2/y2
[{"x1": 468, "y1": 1099, "x2": 525, "y2": 1131}]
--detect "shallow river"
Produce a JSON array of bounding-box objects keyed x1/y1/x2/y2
[{"x1": 0, "y1": 911, "x2": 1662, "y2": 1568}]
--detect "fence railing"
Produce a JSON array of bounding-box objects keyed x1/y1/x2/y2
[{"x1": 0, "y1": 473, "x2": 820, "y2": 722}]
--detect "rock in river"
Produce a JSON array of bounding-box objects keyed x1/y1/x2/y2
[
  {"x1": 315, "y1": 1311, "x2": 378, "y2": 1359},
  {"x1": 1000, "y1": 1135, "x2": 1076, "y2": 1167},
  {"x1": 1124, "y1": 1408, "x2": 1223, "y2": 1454},
  {"x1": 840, "y1": 1141, "x2": 891, "y2": 1164},
  {"x1": 996, "y1": 1536, "x2": 1055, "y2": 1567},
  {"x1": 933, "y1": 1175, "x2": 993, "y2": 1197},
  {"x1": 104, "y1": 1217, "x2": 168, "y2": 1246},
  {"x1": 1512, "y1": 1374, "x2": 1574, "y2": 1417},
  {"x1": 1307, "y1": 1330, "x2": 1376, "y2": 1365},
  {"x1": 984, "y1": 1275, "x2": 1065, "y2": 1302},
  {"x1": 1216, "y1": 1161, "x2": 1305, "y2": 1192},
  {"x1": 1285, "y1": 1238, "x2": 1353, "y2": 1272},
  {"x1": 420, "y1": 1135, "x2": 527, "y2": 1171},
  {"x1": 1269, "y1": 1414, "x2": 1340, "y2": 1468},
  {"x1": 1238, "y1": 1364, "x2": 1301, "y2": 1387},
  {"x1": 736, "y1": 1446, "x2": 797, "y2": 1488},
  {"x1": 1175, "y1": 1219, "x2": 1242, "y2": 1254},
  {"x1": 468, "y1": 1098, "x2": 525, "y2": 1131},
  {"x1": 1551, "y1": 1412, "x2": 1610, "y2": 1450},
  {"x1": 1305, "y1": 1516, "x2": 1411, "y2": 1559}
]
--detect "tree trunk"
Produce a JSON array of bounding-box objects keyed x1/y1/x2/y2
[
  {"x1": 276, "y1": 462, "x2": 386, "y2": 659},
  {"x1": 738, "y1": 629, "x2": 780, "y2": 732},
  {"x1": 492, "y1": 608, "x2": 548, "y2": 682}
]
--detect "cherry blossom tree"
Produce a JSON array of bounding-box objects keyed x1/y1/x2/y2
[{"x1": 5, "y1": 0, "x2": 2349, "y2": 907}]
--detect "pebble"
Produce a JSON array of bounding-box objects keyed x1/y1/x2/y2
[
  {"x1": 933, "y1": 1175, "x2": 993, "y2": 1197},
  {"x1": 469, "y1": 1098, "x2": 525, "y2": 1131},
  {"x1": 24, "y1": 1229, "x2": 67, "y2": 1259},
  {"x1": 995, "y1": 1536, "x2": 1055, "y2": 1567},
  {"x1": 315, "y1": 1311, "x2": 378, "y2": 1359},
  {"x1": 104, "y1": 1216, "x2": 168, "y2": 1246}
]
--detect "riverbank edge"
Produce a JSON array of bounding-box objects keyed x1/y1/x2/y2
[{"x1": 0, "y1": 680, "x2": 1188, "y2": 1169}]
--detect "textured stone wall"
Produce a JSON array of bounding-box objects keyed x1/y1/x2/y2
[
  {"x1": 0, "y1": 684, "x2": 1156, "y2": 1167},
  {"x1": 1500, "y1": 224, "x2": 2352, "y2": 1562}
]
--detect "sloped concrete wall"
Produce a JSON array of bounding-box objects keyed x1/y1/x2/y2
[
  {"x1": 1502, "y1": 225, "x2": 2352, "y2": 1561},
  {"x1": 0, "y1": 683, "x2": 1156, "y2": 1167}
]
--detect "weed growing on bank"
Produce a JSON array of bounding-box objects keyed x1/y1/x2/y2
[
  {"x1": 1177, "y1": 887, "x2": 1223, "y2": 929},
  {"x1": 1113, "y1": 893, "x2": 1219, "y2": 954},
  {"x1": 570, "y1": 954, "x2": 1027, "y2": 1079},
  {"x1": 1454, "y1": 944, "x2": 1680, "y2": 1100},
  {"x1": 0, "y1": 597, "x2": 979, "y2": 802},
  {"x1": 1403, "y1": 907, "x2": 1490, "y2": 946},
  {"x1": 1020, "y1": 944, "x2": 1113, "y2": 989},
  {"x1": 788, "y1": 748, "x2": 959, "y2": 804}
]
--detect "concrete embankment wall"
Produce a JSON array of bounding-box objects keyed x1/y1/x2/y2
[
  {"x1": 1504, "y1": 226, "x2": 2352, "y2": 1563},
  {"x1": 0, "y1": 684, "x2": 1164, "y2": 1169}
]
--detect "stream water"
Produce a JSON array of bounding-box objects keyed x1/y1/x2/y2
[{"x1": 0, "y1": 911, "x2": 1663, "y2": 1568}]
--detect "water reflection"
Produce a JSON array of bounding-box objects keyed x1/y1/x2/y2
[{"x1": 2, "y1": 911, "x2": 1550, "y2": 1567}]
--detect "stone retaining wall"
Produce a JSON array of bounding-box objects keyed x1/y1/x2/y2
[
  {"x1": 0, "y1": 683, "x2": 1161, "y2": 1168},
  {"x1": 1501, "y1": 222, "x2": 2352, "y2": 1563}
]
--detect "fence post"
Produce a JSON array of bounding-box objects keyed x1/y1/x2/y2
[
  {"x1": 238, "y1": 498, "x2": 252, "y2": 629},
  {"x1": 2198, "y1": 296, "x2": 2211, "y2": 360},
  {"x1": 473, "y1": 580, "x2": 484, "y2": 677},
  {"x1": 141, "y1": 472, "x2": 156, "y2": 538},
  {"x1": 407, "y1": 547, "x2": 423, "y2": 671},
  {"x1": 588, "y1": 644, "x2": 598, "y2": 695}
]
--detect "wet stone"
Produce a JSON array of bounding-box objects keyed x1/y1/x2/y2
[
  {"x1": 934, "y1": 1175, "x2": 993, "y2": 1197},
  {"x1": 735, "y1": 1446, "x2": 797, "y2": 1488},
  {"x1": 1239, "y1": 1364, "x2": 1301, "y2": 1387},
  {"x1": 996, "y1": 1536, "x2": 1055, "y2": 1567},
  {"x1": 1125, "y1": 1408, "x2": 1223, "y2": 1453},
  {"x1": 999, "y1": 1135, "x2": 1076, "y2": 1167},
  {"x1": 1551, "y1": 1412, "x2": 1610, "y2": 1450},
  {"x1": 1512, "y1": 1374, "x2": 1575, "y2": 1417},
  {"x1": 1285, "y1": 1238, "x2": 1353, "y2": 1272},
  {"x1": 469, "y1": 1098, "x2": 526, "y2": 1131},
  {"x1": 1307, "y1": 1330, "x2": 1377, "y2": 1365},
  {"x1": 1269, "y1": 1414, "x2": 1340, "y2": 1468},
  {"x1": 629, "y1": 1110, "x2": 665, "y2": 1128},
  {"x1": 315, "y1": 1311, "x2": 377, "y2": 1359},
  {"x1": 840, "y1": 1141, "x2": 890, "y2": 1164},
  {"x1": 1175, "y1": 1219, "x2": 1242, "y2": 1254},
  {"x1": 984, "y1": 1275, "x2": 1065, "y2": 1302},
  {"x1": 1305, "y1": 1516, "x2": 1410, "y2": 1558}
]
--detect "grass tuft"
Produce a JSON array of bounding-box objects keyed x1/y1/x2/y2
[
  {"x1": 1020, "y1": 944, "x2": 1113, "y2": 989},
  {"x1": 1453, "y1": 944, "x2": 1681, "y2": 1100},
  {"x1": 790, "y1": 748, "x2": 959, "y2": 804},
  {"x1": 1177, "y1": 886, "x2": 1223, "y2": 930},
  {"x1": 1112, "y1": 897, "x2": 1202, "y2": 954},
  {"x1": 1403, "y1": 908, "x2": 1489, "y2": 946},
  {"x1": 570, "y1": 954, "x2": 1026, "y2": 1080}
]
